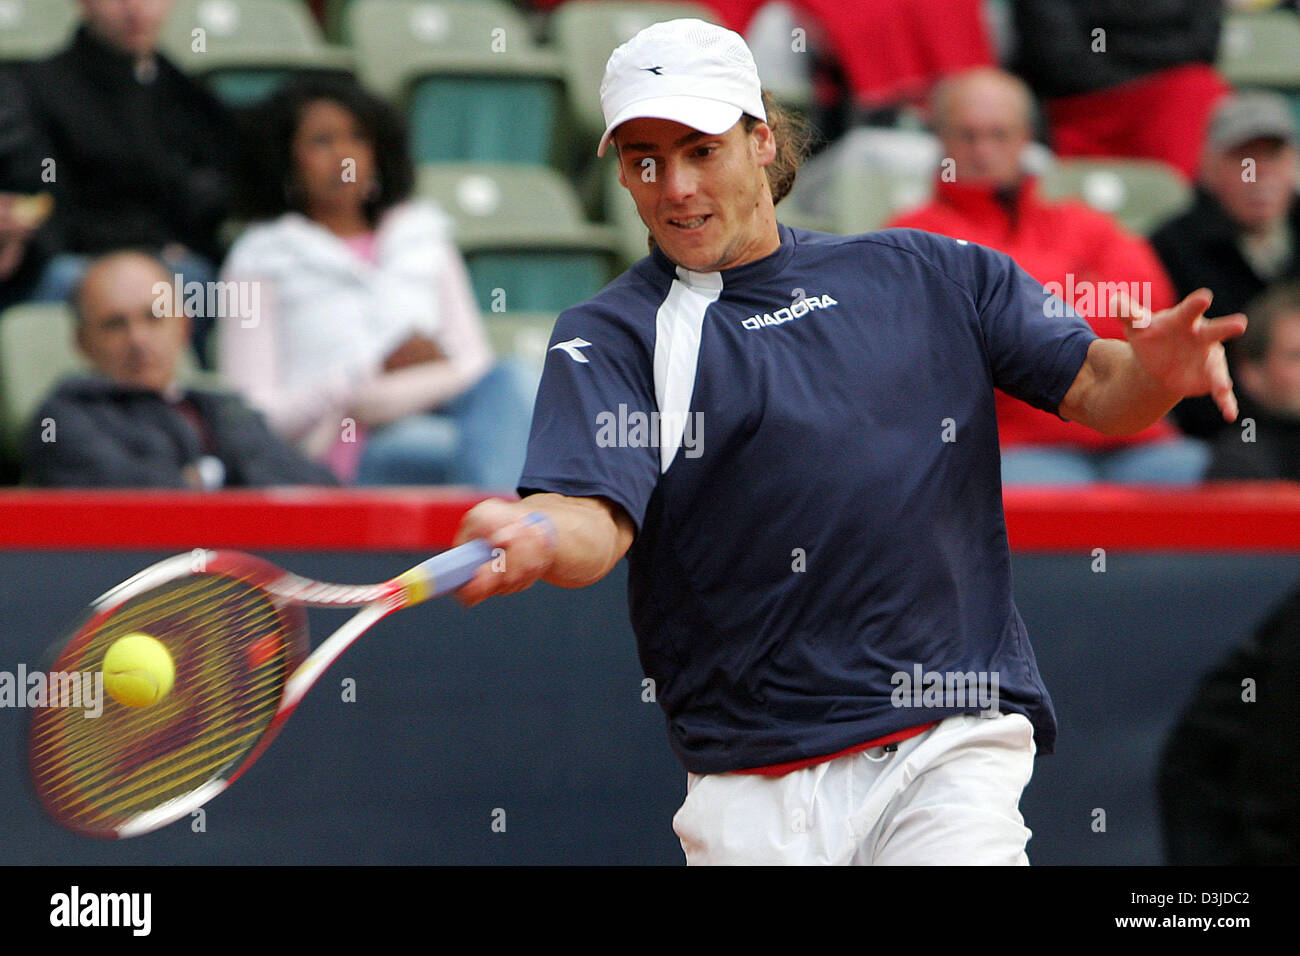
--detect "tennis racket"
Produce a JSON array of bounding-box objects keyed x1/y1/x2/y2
[{"x1": 28, "y1": 513, "x2": 552, "y2": 839}]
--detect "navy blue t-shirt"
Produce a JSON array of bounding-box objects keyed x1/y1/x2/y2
[{"x1": 519, "y1": 225, "x2": 1096, "y2": 774}]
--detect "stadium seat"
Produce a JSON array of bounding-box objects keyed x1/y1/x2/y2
[
  {"x1": 416, "y1": 162, "x2": 620, "y2": 313},
  {"x1": 0, "y1": 303, "x2": 84, "y2": 457},
  {"x1": 347, "y1": 0, "x2": 565, "y2": 167},
  {"x1": 159, "y1": 0, "x2": 354, "y2": 106},
  {"x1": 1041, "y1": 158, "x2": 1193, "y2": 235},
  {"x1": 782, "y1": 127, "x2": 940, "y2": 235},
  {"x1": 1218, "y1": 10, "x2": 1300, "y2": 89},
  {"x1": 0, "y1": 0, "x2": 76, "y2": 63},
  {"x1": 322, "y1": 0, "x2": 354, "y2": 43},
  {"x1": 550, "y1": 1, "x2": 718, "y2": 145},
  {"x1": 482, "y1": 311, "x2": 556, "y2": 387}
]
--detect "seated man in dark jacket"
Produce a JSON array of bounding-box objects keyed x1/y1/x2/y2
[
  {"x1": 23, "y1": 250, "x2": 337, "y2": 488},
  {"x1": 1152, "y1": 92, "x2": 1300, "y2": 438}
]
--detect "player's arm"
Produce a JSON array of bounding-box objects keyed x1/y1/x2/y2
[
  {"x1": 452, "y1": 493, "x2": 635, "y2": 606},
  {"x1": 1057, "y1": 289, "x2": 1247, "y2": 436}
]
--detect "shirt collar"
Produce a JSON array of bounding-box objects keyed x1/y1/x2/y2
[{"x1": 651, "y1": 222, "x2": 796, "y2": 289}]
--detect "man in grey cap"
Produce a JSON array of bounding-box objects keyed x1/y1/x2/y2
[{"x1": 1152, "y1": 91, "x2": 1300, "y2": 437}]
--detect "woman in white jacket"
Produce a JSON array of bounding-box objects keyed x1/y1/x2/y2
[{"x1": 219, "y1": 78, "x2": 530, "y2": 488}]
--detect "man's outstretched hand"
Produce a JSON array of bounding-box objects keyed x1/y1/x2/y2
[{"x1": 1119, "y1": 287, "x2": 1248, "y2": 423}]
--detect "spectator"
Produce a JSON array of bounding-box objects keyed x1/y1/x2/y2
[
  {"x1": 887, "y1": 68, "x2": 1205, "y2": 485},
  {"x1": 220, "y1": 78, "x2": 531, "y2": 490},
  {"x1": 706, "y1": 0, "x2": 994, "y2": 134},
  {"x1": 23, "y1": 250, "x2": 336, "y2": 488},
  {"x1": 19, "y1": 0, "x2": 235, "y2": 361},
  {"x1": 1204, "y1": 282, "x2": 1300, "y2": 480},
  {"x1": 1152, "y1": 92, "x2": 1300, "y2": 438},
  {"x1": 1012, "y1": 0, "x2": 1231, "y2": 181},
  {"x1": 0, "y1": 71, "x2": 55, "y2": 313}
]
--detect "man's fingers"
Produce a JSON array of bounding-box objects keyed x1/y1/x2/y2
[
  {"x1": 455, "y1": 564, "x2": 498, "y2": 608},
  {"x1": 452, "y1": 497, "x2": 515, "y2": 547},
  {"x1": 1214, "y1": 383, "x2": 1239, "y2": 423},
  {"x1": 1124, "y1": 288, "x2": 1213, "y2": 333},
  {"x1": 1208, "y1": 346, "x2": 1239, "y2": 422},
  {"x1": 1110, "y1": 286, "x2": 1154, "y2": 329},
  {"x1": 454, "y1": 507, "x2": 556, "y2": 607},
  {"x1": 1178, "y1": 288, "x2": 1215, "y2": 325},
  {"x1": 1198, "y1": 312, "x2": 1248, "y2": 345}
]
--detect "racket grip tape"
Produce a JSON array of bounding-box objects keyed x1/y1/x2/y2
[{"x1": 396, "y1": 512, "x2": 557, "y2": 605}]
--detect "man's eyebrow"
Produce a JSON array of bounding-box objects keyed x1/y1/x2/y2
[{"x1": 619, "y1": 130, "x2": 713, "y2": 153}]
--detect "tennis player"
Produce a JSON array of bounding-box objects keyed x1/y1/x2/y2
[{"x1": 452, "y1": 19, "x2": 1245, "y2": 865}]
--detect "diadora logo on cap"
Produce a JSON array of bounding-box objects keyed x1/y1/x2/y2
[
  {"x1": 741, "y1": 291, "x2": 839, "y2": 330},
  {"x1": 640, "y1": 65, "x2": 664, "y2": 75}
]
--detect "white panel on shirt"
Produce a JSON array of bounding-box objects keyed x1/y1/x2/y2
[{"x1": 653, "y1": 267, "x2": 722, "y2": 473}]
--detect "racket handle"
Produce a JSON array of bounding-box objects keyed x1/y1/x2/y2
[{"x1": 396, "y1": 512, "x2": 556, "y2": 605}]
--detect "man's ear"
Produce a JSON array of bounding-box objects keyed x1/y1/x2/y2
[
  {"x1": 616, "y1": 152, "x2": 628, "y2": 189},
  {"x1": 751, "y1": 121, "x2": 777, "y2": 167}
]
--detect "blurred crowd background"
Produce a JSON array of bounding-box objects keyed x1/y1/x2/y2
[{"x1": 0, "y1": 0, "x2": 1298, "y2": 492}]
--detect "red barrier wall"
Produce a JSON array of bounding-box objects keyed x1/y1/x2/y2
[{"x1": 0, "y1": 485, "x2": 1298, "y2": 551}]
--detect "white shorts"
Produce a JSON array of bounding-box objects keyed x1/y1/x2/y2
[{"x1": 671, "y1": 712, "x2": 1037, "y2": 865}]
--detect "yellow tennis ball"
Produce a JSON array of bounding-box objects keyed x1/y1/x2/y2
[{"x1": 102, "y1": 633, "x2": 175, "y2": 708}]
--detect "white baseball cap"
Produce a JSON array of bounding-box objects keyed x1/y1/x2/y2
[{"x1": 597, "y1": 18, "x2": 766, "y2": 157}]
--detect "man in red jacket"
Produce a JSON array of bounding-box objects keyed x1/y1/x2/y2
[{"x1": 888, "y1": 68, "x2": 1208, "y2": 484}]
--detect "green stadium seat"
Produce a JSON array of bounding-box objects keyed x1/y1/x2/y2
[
  {"x1": 550, "y1": 1, "x2": 718, "y2": 145},
  {"x1": 159, "y1": 0, "x2": 354, "y2": 106},
  {"x1": 773, "y1": 127, "x2": 942, "y2": 236},
  {"x1": 322, "y1": 0, "x2": 353, "y2": 43},
  {"x1": 416, "y1": 162, "x2": 620, "y2": 313},
  {"x1": 482, "y1": 311, "x2": 556, "y2": 386},
  {"x1": 1219, "y1": 9, "x2": 1300, "y2": 135},
  {"x1": 407, "y1": 75, "x2": 562, "y2": 166},
  {"x1": 0, "y1": 0, "x2": 76, "y2": 63},
  {"x1": 1218, "y1": 10, "x2": 1300, "y2": 89},
  {"x1": 0, "y1": 303, "x2": 84, "y2": 457},
  {"x1": 1041, "y1": 158, "x2": 1192, "y2": 235},
  {"x1": 782, "y1": 160, "x2": 935, "y2": 236},
  {"x1": 347, "y1": 0, "x2": 564, "y2": 167}
]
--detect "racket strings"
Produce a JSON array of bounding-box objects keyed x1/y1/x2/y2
[
  {"x1": 30, "y1": 571, "x2": 300, "y2": 835},
  {"x1": 34, "y1": 577, "x2": 284, "y2": 818}
]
